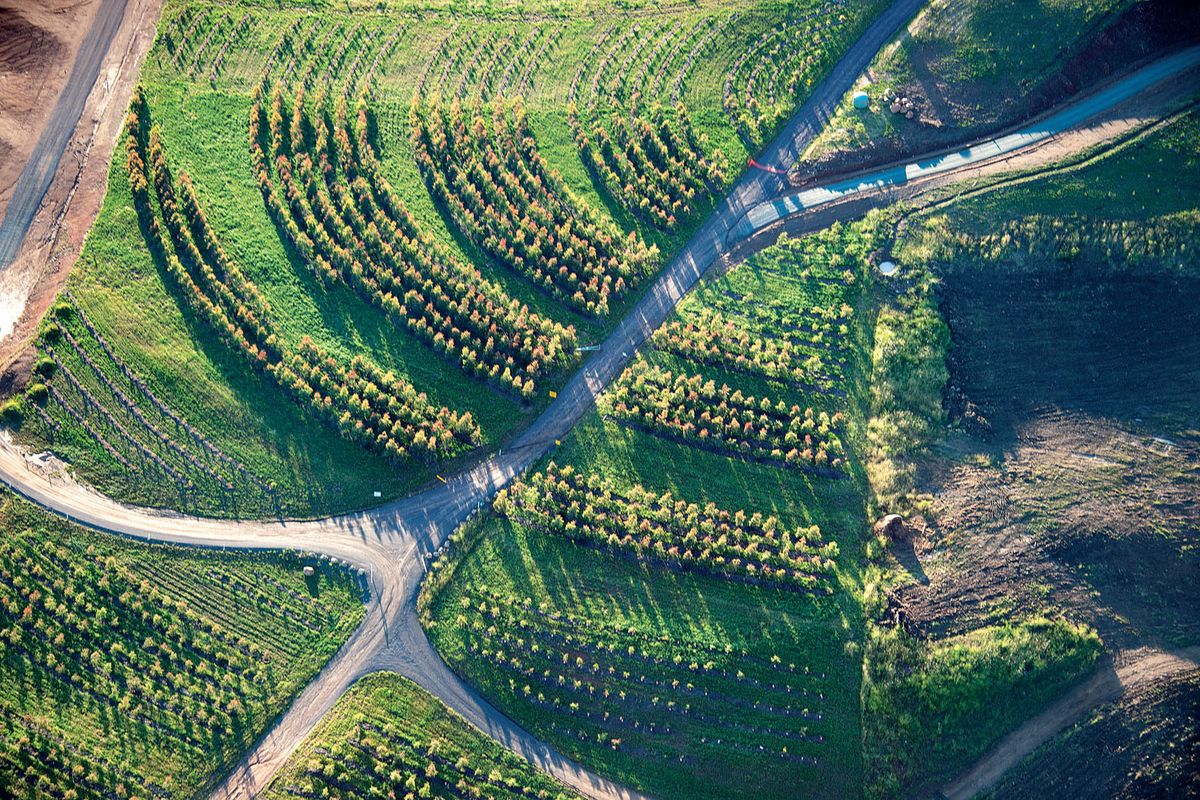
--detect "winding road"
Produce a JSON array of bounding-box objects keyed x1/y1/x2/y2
[{"x1": 1, "y1": 1, "x2": 1196, "y2": 797}]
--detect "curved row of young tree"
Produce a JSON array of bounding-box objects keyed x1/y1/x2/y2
[
  {"x1": 411, "y1": 94, "x2": 658, "y2": 316},
  {"x1": 251, "y1": 83, "x2": 577, "y2": 397},
  {"x1": 0, "y1": 497, "x2": 364, "y2": 800},
  {"x1": 602, "y1": 360, "x2": 847, "y2": 470},
  {"x1": 125, "y1": 88, "x2": 478, "y2": 463},
  {"x1": 653, "y1": 309, "x2": 834, "y2": 388},
  {"x1": 495, "y1": 462, "x2": 838, "y2": 590},
  {"x1": 723, "y1": 1, "x2": 854, "y2": 146},
  {"x1": 568, "y1": 18, "x2": 727, "y2": 230}
]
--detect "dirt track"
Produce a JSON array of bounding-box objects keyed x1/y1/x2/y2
[
  {"x1": 0, "y1": 0, "x2": 101, "y2": 220},
  {"x1": 0, "y1": 0, "x2": 161, "y2": 383},
  {"x1": 939, "y1": 646, "x2": 1200, "y2": 800},
  {"x1": 0, "y1": 0, "x2": 126, "y2": 269}
]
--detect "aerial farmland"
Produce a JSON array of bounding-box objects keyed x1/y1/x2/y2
[{"x1": 0, "y1": 0, "x2": 1196, "y2": 798}]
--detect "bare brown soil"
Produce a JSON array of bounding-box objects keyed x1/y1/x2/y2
[
  {"x1": 982, "y1": 664, "x2": 1200, "y2": 800},
  {"x1": 0, "y1": 1, "x2": 98, "y2": 219},
  {"x1": 896, "y1": 413, "x2": 1200, "y2": 651},
  {"x1": 796, "y1": 0, "x2": 1200, "y2": 183},
  {"x1": 891, "y1": 242, "x2": 1200, "y2": 800},
  {"x1": 891, "y1": 269, "x2": 1200, "y2": 653},
  {"x1": 0, "y1": 0, "x2": 162, "y2": 391}
]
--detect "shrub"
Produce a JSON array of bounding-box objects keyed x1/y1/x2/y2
[
  {"x1": 32, "y1": 356, "x2": 57, "y2": 377},
  {"x1": 0, "y1": 398, "x2": 26, "y2": 423}
]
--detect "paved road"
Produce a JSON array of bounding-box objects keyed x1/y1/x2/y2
[
  {"x1": 938, "y1": 647, "x2": 1200, "y2": 800},
  {"x1": 0, "y1": 2, "x2": 1190, "y2": 797},
  {"x1": 0, "y1": 0, "x2": 129, "y2": 269}
]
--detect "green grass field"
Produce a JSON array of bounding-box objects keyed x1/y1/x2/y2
[
  {"x1": 263, "y1": 673, "x2": 583, "y2": 800},
  {"x1": 420, "y1": 217, "x2": 888, "y2": 800},
  {"x1": 4, "y1": 0, "x2": 888, "y2": 518},
  {"x1": 0, "y1": 491, "x2": 364, "y2": 798}
]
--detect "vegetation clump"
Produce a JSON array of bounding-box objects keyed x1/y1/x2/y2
[
  {"x1": 861, "y1": 619, "x2": 1102, "y2": 799},
  {"x1": 0, "y1": 492, "x2": 363, "y2": 797},
  {"x1": 263, "y1": 673, "x2": 583, "y2": 800}
]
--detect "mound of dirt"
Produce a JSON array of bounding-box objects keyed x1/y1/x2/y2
[
  {"x1": 890, "y1": 255, "x2": 1200, "y2": 651},
  {"x1": 894, "y1": 411, "x2": 1200, "y2": 651}
]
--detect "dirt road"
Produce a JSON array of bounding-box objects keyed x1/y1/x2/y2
[
  {"x1": 0, "y1": 2, "x2": 1193, "y2": 797},
  {"x1": 0, "y1": 0, "x2": 161, "y2": 380},
  {"x1": 0, "y1": 0, "x2": 127, "y2": 269},
  {"x1": 938, "y1": 647, "x2": 1200, "y2": 800},
  {"x1": 0, "y1": 0, "x2": 102, "y2": 219}
]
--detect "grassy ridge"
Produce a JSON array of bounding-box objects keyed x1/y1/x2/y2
[
  {"x1": 803, "y1": 0, "x2": 1133, "y2": 162},
  {"x1": 862, "y1": 619, "x2": 1103, "y2": 799},
  {"x1": 0, "y1": 491, "x2": 364, "y2": 798}
]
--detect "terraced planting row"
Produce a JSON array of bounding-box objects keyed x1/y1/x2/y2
[
  {"x1": 24, "y1": 297, "x2": 277, "y2": 515},
  {"x1": 601, "y1": 361, "x2": 848, "y2": 471},
  {"x1": 452, "y1": 585, "x2": 831, "y2": 750},
  {"x1": 424, "y1": 508, "x2": 857, "y2": 800},
  {"x1": 496, "y1": 462, "x2": 839, "y2": 590},
  {"x1": 723, "y1": 0, "x2": 875, "y2": 147},
  {"x1": 411, "y1": 95, "x2": 659, "y2": 316},
  {"x1": 0, "y1": 493, "x2": 363, "y2": 799},
  {"x1": 593, "y1": 221, "x2": 878, "y2": 480}
]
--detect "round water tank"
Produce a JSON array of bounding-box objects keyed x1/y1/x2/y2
[
  {"x1": 877, "y1": 260, "x2": 898, "y2": 276},
  {"x1": 853, "y1": 91, "x2": 870, "y2": 110}
]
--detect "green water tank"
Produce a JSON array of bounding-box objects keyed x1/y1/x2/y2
[{"x1": 853, "y1": 91, "x2": 870, "y2": 110}]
